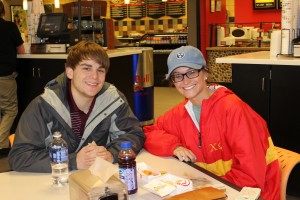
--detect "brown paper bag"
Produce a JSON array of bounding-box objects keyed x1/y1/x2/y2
[{"x1": 69, "y1": 170, "x2": 127, "y2": 200}]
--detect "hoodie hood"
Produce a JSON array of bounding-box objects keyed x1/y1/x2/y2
[{"x1": 206, "y1": 84, "x2": 234, "y2": 105}]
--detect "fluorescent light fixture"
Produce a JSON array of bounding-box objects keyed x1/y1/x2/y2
[
  {"x1": 125, "y1": 0, "x2": 130, "y2": 4},
  {"x1": 162, "y1": 0, "x2": 167, "y2": 2},
  {"x1": 23, "y1": 0, "x2": 28, "y2": 10},
  {"x1": 55, "y1": 0, "x2": 60, "y2": 8}
]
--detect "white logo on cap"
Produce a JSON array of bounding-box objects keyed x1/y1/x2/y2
[{"x1": 176, "y1": 52, "x2": 185, "y2": 59}]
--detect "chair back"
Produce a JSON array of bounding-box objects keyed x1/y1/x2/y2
[
  {"x1": 275, "y1": 146, "x2": 300, "y2": 200},
  {"x1": 9, "y1": 134, "x2": 15, "y2": 147}
]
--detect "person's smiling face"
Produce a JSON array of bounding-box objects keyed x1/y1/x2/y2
[
  {"x1": 66, "y1": 58, "x2": 106, "y2": 102},
  {"x1": 172, "y1": 67, "x2": 208, "y2": 105}
]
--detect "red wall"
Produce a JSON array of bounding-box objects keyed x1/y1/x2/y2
[
  {"x1": 235, "y1": 0, "x2": 281, "y2": 23},
  {"x1": 200, "y1": 0, "x2": 227, "y2": 57},
  {"x1": 199, "y1": 0, "x2": 282, "y2": 56}
]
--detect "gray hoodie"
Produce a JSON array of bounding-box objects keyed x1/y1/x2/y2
[{"x1": 8, "y1": 72, "x2": 145, "y2": 172}]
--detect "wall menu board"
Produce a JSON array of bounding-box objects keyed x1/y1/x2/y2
[
  {"x1": 128, "y1": 0, "x2": 146, "y2": 19},
  {"x1": 166, "y1": 0, "x2": 185, "y2": 17},
  {"x1": 109, "y1": 0, "x2": 187, "y2": 19},
  {"x1": 253, "y1": 0, "x2": 276, "y2": 9},
  {"x1": 110, "y1": 0, "x2": 127, "y2": 19},
  {"x1": 146, "y1": 0, "x2": 166, "y2": 18}
]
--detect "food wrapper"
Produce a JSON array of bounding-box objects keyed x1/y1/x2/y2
[
  {"x1": 188, "y1": 177, "x2": 226, "y2": 192},
  {"x1": 137, "y1": 162, "x2": 161, "y2": 183},
  {"x1": 143, "y1": 174, "x2": 193, "y2": 197},
  {"x1": 143, "y1": 178, "x2": 177, "y2": 197},
  {"x1": 88, "y1": 157, "x2": 118, "y2": 183}
]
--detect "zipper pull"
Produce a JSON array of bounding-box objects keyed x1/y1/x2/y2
[{"x1": 198, "y1": 132, "x2": 202, "y2": 148}]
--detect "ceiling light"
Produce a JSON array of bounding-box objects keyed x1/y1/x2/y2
[
  {"x1": 23, "y1": 0, "x2": 28, "y2": 10},
  {"x1": 55, "y1": 0, "x2": 60, "y2": 8}
]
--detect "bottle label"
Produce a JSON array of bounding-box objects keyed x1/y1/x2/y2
[
  {"x1": 49, "y1": 147, "x2": 68, "y2": 163},
  {"x1": 119, "y1": 167, "x2": 137, "y2": 191}
]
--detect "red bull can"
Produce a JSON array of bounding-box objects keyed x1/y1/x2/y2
[{"x1": 132, "y1": 47, "x2": 154, "y2": 126}]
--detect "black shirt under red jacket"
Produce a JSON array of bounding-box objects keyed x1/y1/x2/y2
[{"x1": 0, "y1": 17, "x2": 24, "y2": 76}]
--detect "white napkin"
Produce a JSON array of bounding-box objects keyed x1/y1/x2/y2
[{"x1": 88, "y1": 157, "x2": 119, "y2": 183}]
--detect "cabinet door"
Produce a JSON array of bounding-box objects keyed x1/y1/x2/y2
[
  {"x1": 12, "y1": 59, "x2": 65, "y2": 132},
  {"x1": 232, "y1": 64, "x2": 270, "y2": 124},
  {"x1": 106, "y1": 55, "x2": 134, "y2": 110},
  {"x1": 16, "y1": 59, "x2": 65, "y2": 111},
  {"x1": 29, "y1": 59, "x2": 66, "y2": 96},
  {"x1": 270, "y1": 65, "x2": 300, "y2": 153}
]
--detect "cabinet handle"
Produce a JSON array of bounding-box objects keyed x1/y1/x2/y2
[
  {"x1": 32, "y1": 68, "x2": 35, "y2": 77},
  {"x1": 262, "y1": 77, "x2": 265, "y2": 92},
  {"x1": 38, "y1": 68, "x2": 40, "y2": 77}
]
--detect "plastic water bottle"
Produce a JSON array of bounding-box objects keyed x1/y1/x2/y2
[
  {"x1": 49, "y1": 131, "x2": 69, "y2": 186},
  {"x1": 118, "y1": 141, "x2": 138, "y2": 194}
]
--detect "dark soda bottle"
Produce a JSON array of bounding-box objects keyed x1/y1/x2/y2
[{"x1": 118, "y1": 141, "x2": 138, "y2": 195}]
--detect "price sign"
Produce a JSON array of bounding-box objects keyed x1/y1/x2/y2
[
  {"x1": 147, "y1": 0, "x2": 165, "y2": 19},
  {"x1": 128, "y1": 0, "x2": 146, "y2": 19},
  {"x1": 166, "y1": 0, "x2": 186, "y2": 17},
  {"x1": 110, "y1": 0, "x2": 127, "y2": 20},
  {"x1": 253, "y1": 0, "x2": 276, "y2": 9}
]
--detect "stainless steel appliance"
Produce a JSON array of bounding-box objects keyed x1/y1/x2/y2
[{"x1": 30, "y1": 43, "x2": 70, "y2": 54}]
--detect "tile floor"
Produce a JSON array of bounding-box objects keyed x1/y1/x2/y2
[{"x1": 153, "y1": 86, "x2": 184, "y2": 120}]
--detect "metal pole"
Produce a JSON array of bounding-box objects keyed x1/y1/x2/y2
[{"x1": 78, "y1": 0, "x2": 82, "y2": 40}]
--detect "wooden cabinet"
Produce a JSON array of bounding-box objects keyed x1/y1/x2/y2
[
  {"x1": 12, "y1": 59, "x2": 65, "y2": 132},
  {"x1": 62, "y1": 1, "x2": 107, "y2": 20},
  {"x1": 269, "y1": 65, "x2": 300, "y2": 153},
  {"x1": 232, "y1": 64, "x2": 270, "y2": 124},
  {"x1": 232, "y1": 64, "x2": 300, "y2": 153}
]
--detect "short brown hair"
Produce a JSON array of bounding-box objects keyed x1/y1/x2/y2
[
  {"x1": 66, "y1": 41, "x2": 110, "y2": 72},
  {"x1": 0, "y1": 1, "x2": 5, "y2": 16}
]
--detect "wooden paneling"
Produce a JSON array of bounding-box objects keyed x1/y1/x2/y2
[{"x1": 62, "y1": 1, "x2": 107, "y2": 20}]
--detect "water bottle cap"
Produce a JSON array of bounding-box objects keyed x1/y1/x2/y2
[
  {"x1": 120, "y1": 141, "x2": 132, "y2": 148},
  {"x1": 53, "y1": 131, "x2": 62, "y2": 138}
]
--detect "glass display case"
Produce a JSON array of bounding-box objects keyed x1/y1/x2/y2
[
  {"x1": 139, "y1": 32, "x2": 188, "y2": 52},
  {"x1": 68, "y1": 4, "x2": 114, "y2": 48}
]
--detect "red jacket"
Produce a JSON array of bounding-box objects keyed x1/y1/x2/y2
[{"x1": 144, "y1": 86, "x2": 280, "y2": 200}]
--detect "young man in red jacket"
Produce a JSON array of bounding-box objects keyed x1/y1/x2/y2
[{"x1": 143, "y1": 46, "x2": 280, "y2": 200}]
